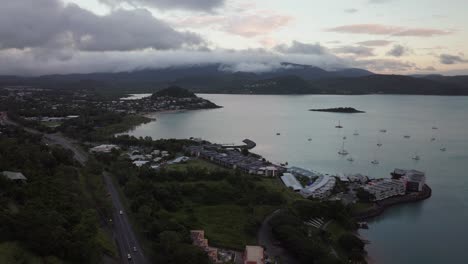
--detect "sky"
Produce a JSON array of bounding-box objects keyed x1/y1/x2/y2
[{"x1": 1, "y1": 0, "x2": 467, "y2": 75}]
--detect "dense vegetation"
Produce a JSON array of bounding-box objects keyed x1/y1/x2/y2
[
  {"x1": 60, "y1": 112, "x2": 151, "y2": 141},
  {"x1": 270, "y1": 200, "x2": 365, "y2": 264},
  {"x1": 2, "y1": 63, "x2": 467, "y2": 95},
  {"x1": 151, "y1": 86, "x2": 197, "y2": 98},
  {"x1": 97, "y1": 153, "x2": 292, "y2": 261},
  {"x1": 0, "y1": 126, "x2": 113, "y2": 263}
]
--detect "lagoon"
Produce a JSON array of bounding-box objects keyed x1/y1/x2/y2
[{"x1": 126, "y1": 94, "x2": 468, "y2": 264}]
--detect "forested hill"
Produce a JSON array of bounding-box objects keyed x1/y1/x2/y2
[
  {"x1": 1, "y1": 63, "x2": 467, "y2": 95},
  {"x1": 151, "y1": 86, "x2": 197, "y2": 98}
]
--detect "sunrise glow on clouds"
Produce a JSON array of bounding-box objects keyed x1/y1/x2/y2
[{"x1": 1, "y1": 0, "x2": 467, "y2": 75}]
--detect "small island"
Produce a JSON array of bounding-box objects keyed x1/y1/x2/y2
[{"x1": 309, "y1": 107, "x2": 365, "y2": 113}]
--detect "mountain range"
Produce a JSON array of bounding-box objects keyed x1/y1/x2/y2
[{"x1": 0, "y1": 63, "x2": 467, "y2": 95}]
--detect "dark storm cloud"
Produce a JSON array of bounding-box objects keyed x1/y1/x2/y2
[
  {"x1": 386, "y1": 44, "x2": 410, "y2": 57},
  {"x1": 0, "y1": 0, "x2": 203, "y2": 51},
  {"x1": 98, "y1": 0, "x2": 225, "y2": 11},
  {"x1": 439, "y1": 54, "x2": 468, "y2": 64},
  {"x1": 274, "y1": 41, "x2": 328, "y2": 55}
]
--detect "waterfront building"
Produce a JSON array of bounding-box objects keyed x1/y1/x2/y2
[
  {"x1": 391, "y1": 169, "x2": 426, "y2": 192},
  {"x1": 300, "y1": 175, "x2": 336, "y2": 199},
  {"x1": 347, "y1": 173, "x2": 369, "y2": 183},
  {"x1": 280, "y1": 173, "x2": 303, "y2": 191},
  {"x1": 185, "y1": 144, "x2": 285, "y2": 176},
  {"x1": 363, "y1": 179, "x2": 406, "y2": 201},
  {"x1": 244, "y1": 245, "x2": 265, "y2": 264}
]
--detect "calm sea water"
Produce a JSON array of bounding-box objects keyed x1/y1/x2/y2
[{"x1": 126, "y1": 94, "x2": 468, "y2": 264}]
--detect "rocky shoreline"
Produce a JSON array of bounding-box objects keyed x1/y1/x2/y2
[{"x1": 354, "y1": 184, "x2": 432, "y2": 221}]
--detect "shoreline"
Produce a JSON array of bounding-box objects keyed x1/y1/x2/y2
[{"x1": 353, "y1": 184, "x2": 432, "y2": 221}]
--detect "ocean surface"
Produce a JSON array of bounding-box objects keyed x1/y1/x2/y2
[{"x1": 125, "y1": 94, "x2": 468, "y2": 264}]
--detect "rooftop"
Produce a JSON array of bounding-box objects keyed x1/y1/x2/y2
[{"x1": 2, "y1": 171, "x2": 27, "y2": 181}]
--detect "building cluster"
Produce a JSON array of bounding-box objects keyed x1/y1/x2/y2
[
  {"x1": 89, "y1": 144, "x2": 189, "y2": 169},
  {"x1": 190, "y1": 230, "x2": 236, "y2": 264},
  {"x1": 0, "y1": 86, "x2": 218, "y2": 124},
  {"x1": 363, "y1": 179, "x2": 406, "y2": 201},
  {"x1": 185, "y1": 144, "x2": 285, "y2": 176},
  {"x1": 99, "y1": 96, "x2": 217, "y2": 114},
  {"x1": 361, "y1": 169, "x2": 426, "y2": 201},
  {"x1": 282, "y1": 167, "x2": 337, "y2": 199},
  {"x1": 24, "y1": 115, "x2": 79, "y2": 123},
  {"x1": 391, "y1": 169, "x2": 426, "y2": 192},
  {"x1": 300, "y1": 175, "x2": 336, "y2": 199}
]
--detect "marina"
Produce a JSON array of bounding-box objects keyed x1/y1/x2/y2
[{"x1": 126, "y1": 94, "x2": 468, "y2": 264}]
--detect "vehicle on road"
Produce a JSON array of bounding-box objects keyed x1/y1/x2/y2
[
  {"x1": 133, "y1": 246, "x2": 137, "y2": 252},
  {"x1": 120, "y1": 210, "x2": 123, "y2": 215},
  {"x1": 127, "y1": 253, "x2": 132, "y2": 260}
]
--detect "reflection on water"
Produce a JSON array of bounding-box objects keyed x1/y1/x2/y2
[{"x1": 126, "y1": 94, "x2": 468, "y2": 264}]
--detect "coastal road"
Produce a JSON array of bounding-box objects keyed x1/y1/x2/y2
[
  {"x1": 258, "y1": 209, "x2": 298, "y2": 264},
  {"x1": 3, "y1": 116, "x2": 148, "y2": 264},
  {"x1": 103, "y1": 171, "x2": 148, "y2": 264}
]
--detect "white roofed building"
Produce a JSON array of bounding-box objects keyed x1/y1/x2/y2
[
  {"x1": 2, "y1": 171, "x2": 27, "y2": 182},
  {"x1": 281, "y1": 173, "x2": 303, "y2": 191},
  {"x1": 90, "y1": 144, "x2": 119, "y2": 153},
  {"x1": 300, "y1": 175, "x2": 336, "y2": 199}
]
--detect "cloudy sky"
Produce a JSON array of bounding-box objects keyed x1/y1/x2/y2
[{"x1": 1, "y1": 0, "x2": 467, "y2": 75}]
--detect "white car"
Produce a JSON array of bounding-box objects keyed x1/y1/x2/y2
[
  {"x1": 133, "y1": 246, "x2": 137, "y2": 252},
  {"x1": 127, "y1": 253, "x2": 132, "y2": 260},
  {"x1": 119, "y1": 210, "x2": 123, "y2": 215}
]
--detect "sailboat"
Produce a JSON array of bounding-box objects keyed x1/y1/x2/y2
[
  {"x1": 353, "y1": 130, "x2": 359, "y2": 136},
  {"x1": 335, "y1": 120, "x2": 343, "y2": 128},
  {"x1": 338, "y1": 140, "x2": 348, "y2": 155}
]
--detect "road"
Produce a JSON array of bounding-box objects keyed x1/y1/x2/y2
[
  {"x1": 258, "y1": 209, "x2": 298, "y2": 264},
  {"x1": 3, "y1": 116, "x2": 148, "y2": 264}
]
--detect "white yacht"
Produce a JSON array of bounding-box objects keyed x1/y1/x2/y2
[
  {"x1": 371, "y1": 160, "x2": 379, "y2": 165},
  {"x1": 338, "y1": 140, "x2": 348, "y2": 155},
  {"x1": 335, "y1": 120, "x2": 343, "y2": 128}
]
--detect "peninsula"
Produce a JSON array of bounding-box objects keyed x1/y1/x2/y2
[{"x1": 309, "y1": 107, "x2": 365, "y2": 113}]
